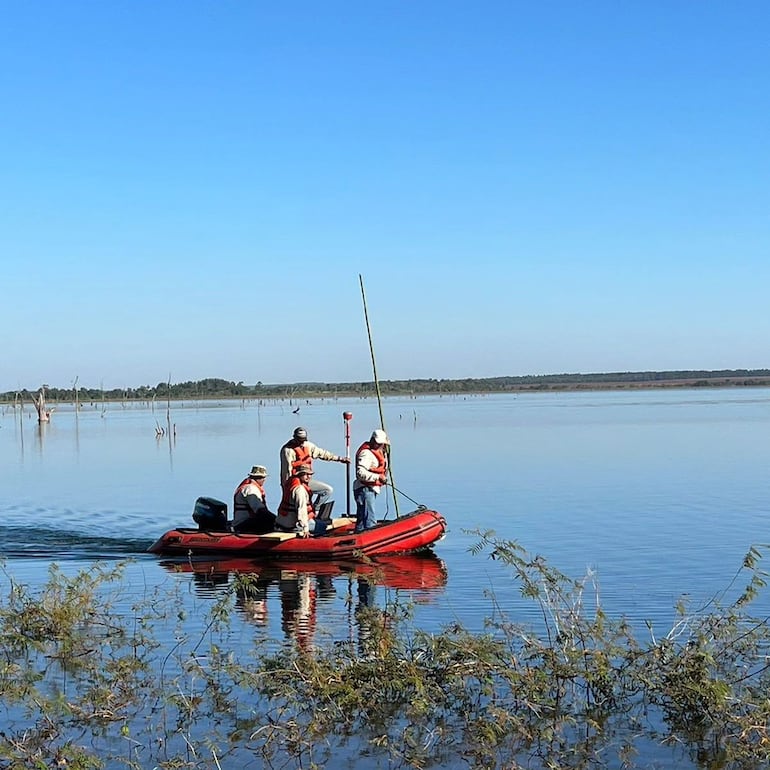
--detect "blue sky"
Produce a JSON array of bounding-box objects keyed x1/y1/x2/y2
[{"x1": 1, "y1": 1, "x2": 768, "y2": 391}]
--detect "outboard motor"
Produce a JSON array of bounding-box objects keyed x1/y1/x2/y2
[{"x1": 192, "y1": 497, "x2": 228, "y2": 531}]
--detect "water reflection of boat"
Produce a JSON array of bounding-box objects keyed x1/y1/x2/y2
[
  {"x1": 148, "y1": 506, "x2": 447, "y2": 558},
  {"x1": 157, "y1": 551, "x2": 449, "y2": 592},
  {"x1": 160, "y1": 552, "x2": 448, "y2": 652}
]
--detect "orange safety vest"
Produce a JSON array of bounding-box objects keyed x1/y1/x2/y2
[
  {"x1": 233, "y1": 477, "x2": 267, "y2": 516},
  {"x1": 277, "y1": 476, "x2": 315, "y2": 520},
  {"x1": 288, "y1": 442, "x2": 313, "y2": 476},
  {"x1": 356, "y1": 442, "x2": 387, "y2": 487}
]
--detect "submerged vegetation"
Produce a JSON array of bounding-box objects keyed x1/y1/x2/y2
[
  {"x1": 1, "y1": 538, "x2": 770, "y2": 768},
  {"x1": 3, "y1": 368, "x2": 770, "y2": 405}
]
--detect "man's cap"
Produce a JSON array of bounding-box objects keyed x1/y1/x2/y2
[
  {"x1": 295, "y1": 464, "x2": 313, "y2": 475},
  {"x1": 293, "y1": 427, "x2": 308, "y2": 441},
  {"x1": 371, "y1": 429, "x2": 389, "y2": 445},
  {"x1": 249, "y1": 465, "x2": 268, "y2": 478}
]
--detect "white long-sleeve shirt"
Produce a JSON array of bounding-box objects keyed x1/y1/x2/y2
[
  {"x1": 278, "y1": 481, "x2": 313, "y2": 533},
  {"x1": 232, "y1": 479, "x2": 269, "y2": 528},
  {"x1": 353, "y1": 446, "x2": 388, "y2": 494},
  {"x1": 279, "y1": 440, "x2": 341, "y2": 485}
]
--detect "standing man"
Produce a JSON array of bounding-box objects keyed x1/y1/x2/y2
[
  {"x1": 232, "y1": 465, "x2": 276, "y2": 534},
  {"x1": 279, "y1": 426, "x2": 349, "y2": 504},
  {"x1": 353, "y1": 429, "x2": 389, "y2": 533}
]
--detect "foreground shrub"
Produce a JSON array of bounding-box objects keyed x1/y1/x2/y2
[{"x1": 0, "y1": 540, "x2": 769, "y2": 769}]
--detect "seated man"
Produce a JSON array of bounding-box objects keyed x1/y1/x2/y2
[
  {"x1": 275, "y1": 465, "x2": 329, "y2": 537},
  {"x1": 232, "y1": 465, "x2": 276, "y2": 534}
]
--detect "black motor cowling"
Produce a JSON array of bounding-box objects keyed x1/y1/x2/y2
[{"x1": 192, "y1": 497, "x2": 228, "y2": 530}]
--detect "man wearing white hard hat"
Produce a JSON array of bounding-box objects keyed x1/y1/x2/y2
[{"x1": 353, "y1": 429, "x2": 390, "y2": 532}]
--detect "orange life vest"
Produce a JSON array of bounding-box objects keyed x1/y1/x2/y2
[
  {"x1": 288, "y1": 442, "x2": 313, "y2": 476},
  {"x1": 356, "y1": 442, "x2": 387, "y2": 487},
  {"x1": 233, "y1": 477, "x2": 266, "y2": 516},
  {"x1": 277, "y1": 476, "x2": 315, "y2": 520}
]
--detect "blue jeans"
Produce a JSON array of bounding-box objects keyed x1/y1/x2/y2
[
  {"x1": 278, "y1": 519, "x2": 329, "y2": 536},
  {"x1": 354, "y1": 486, "x2": 378, "y2": 532},
  {"x1": 309, "y1": 518, "x2": 328, "y2": 536}
]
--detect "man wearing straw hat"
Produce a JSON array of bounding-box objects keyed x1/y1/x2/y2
[
  {"x1": 232, "y1": 464, "x2": 276, "y2": 534},
  {"x1": 353, "y1": 429, "x2": 389, "y2": 532}
]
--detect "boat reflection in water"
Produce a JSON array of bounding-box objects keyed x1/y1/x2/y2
[{"x1": 158, "y1": 552, "x2": 448, "y2": 653}]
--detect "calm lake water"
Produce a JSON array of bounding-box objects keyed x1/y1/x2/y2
[
  {"x1": 2, "y1": 388, "x2": 769, "y2": 766},
  {"x1": 2, "y1": 389, "x2": 770, "y2": 629}
]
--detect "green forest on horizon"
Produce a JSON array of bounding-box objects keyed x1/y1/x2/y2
[{"x1": 3, "y1": 368, "x2": 770, "y2": 404}]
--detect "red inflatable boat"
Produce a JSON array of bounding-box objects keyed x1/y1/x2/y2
[{"x1": 148, "y1": 504, "x2": 447, "y2": 559}]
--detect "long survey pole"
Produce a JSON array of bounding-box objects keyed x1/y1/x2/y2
[
  {"x1": 359, "y1": 274, "x2": 400, "y2": 518},
  {"x1": 343, "y1": 411, "x2": 353, "y2": 516}
]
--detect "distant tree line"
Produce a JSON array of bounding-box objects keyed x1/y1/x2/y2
[{"x1": 2, "y1": 369, "x2": 770, "y2": 403}]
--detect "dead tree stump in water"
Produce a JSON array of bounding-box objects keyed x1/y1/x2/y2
[{"x1": 32, "y1": 387, "x2": 51, "y2": 423}]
